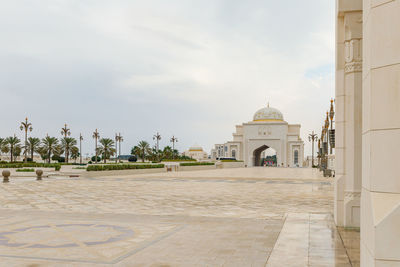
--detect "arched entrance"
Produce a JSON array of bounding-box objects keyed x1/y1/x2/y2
[{"x1": 253, "y1": 145, "x2": 277, "y2": 167}]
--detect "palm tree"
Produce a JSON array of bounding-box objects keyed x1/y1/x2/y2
[
  {"x1": 41, "y1": 136, "x2": 59, "y2": 163},
  {"x1": 13, "y1": 146, "x2": 22, "y2": 161},
  {"x1": 97, "y1": 138, "x2": 116, "y2": 163},
  {"x1": 37, "y1": 146, "x2": 48, "y2": 162},
  {"x1": 5, "y1": 136, "x2": 21, "y2": 162},
  {"x1": 0, "y1": 138, "x2": 5, "y2": 160},
  {"x1": 70, "y1": 146, "x2": 79, "y2": 163},
  {"x1": 92, "y1": 129, "x2": 100, "y2": 164},
  {"x1": 162, "y1": 146, "x2": 173, "y2": 160},
  {"x1": 133, "y1": 141, "x2": 151, "y2": 162},
  {"x1": 61, "y1": 137, "x2": 77, "y2": 163},
  {"x1": 27, "y1": 137, "x2": 41, "y2": 161}
]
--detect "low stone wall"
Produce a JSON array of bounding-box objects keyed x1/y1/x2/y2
[
  {"x1": 178, "y1": 165, "x2": 216, "y2": 172},
  {"x1": 84, "y1": 167, "x2": 167, "y2": 177},
  {"x1": 0, "y1": 167, "x2": 56, "y2": 177},
  {"x1": 220, "y1": 162, "x2": 245, "y2": 168}
]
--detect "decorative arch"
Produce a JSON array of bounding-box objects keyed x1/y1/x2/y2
[{"x1": 253, "y1": 145, "x2": 277, "y2": 167}]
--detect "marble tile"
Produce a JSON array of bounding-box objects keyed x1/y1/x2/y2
[{"x1": 0, "y1": 168, "x2": 356, "y2": 266}]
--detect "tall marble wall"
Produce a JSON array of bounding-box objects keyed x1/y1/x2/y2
[
  {"x1": 361, "y1": 0, "x2": 400, "y2": 265},
  {"x1": 335, "y1": 0, "x2": 362, "y2": 227}
]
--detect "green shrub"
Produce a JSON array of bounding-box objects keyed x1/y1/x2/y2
[
  {"x1": 72, "y1": 167, "x2": 86, "y2": 170},
  {"x1": 179, "y1": 162, "x2": 215, "y2": 166},
  {"x1": 91, "y1": 156, "x2": 101, "y2": 162},
  {"x1": 0, "y1": 163, "x2": 61, "y2": 171},
  {"x1": 16, "y1": 168, "x2": 35, "y2": 172},
  {"x1": 162, "y1": 159, "x2": 196, "y2": 162},
  {"x1": 86, "y1": 164, "x2": 164, "y2": 172}
]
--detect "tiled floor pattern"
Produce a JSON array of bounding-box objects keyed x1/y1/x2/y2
[
  {"x1": 267, "y1": 213, "x2": 354, "y2": 267},
  {"x1": 0, "y1": 168, "x2": 359, "y2": 266},
  {"x1": 338, "y1": 227, "x2": 360, "y2": 267}
]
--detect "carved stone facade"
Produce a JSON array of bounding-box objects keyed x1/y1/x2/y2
[
  {"x1": 211, "y1": 105, "x2": 304, "y2": 167},
  {"x1": 336, "y1": 0, "x2": 400, "y2": 265},
  {"x1": 335, "y1": 0, "x2": 362, "y2": 228},
  {"x1": 344, "y1": 39, "x2": 362, "y2": 73}
]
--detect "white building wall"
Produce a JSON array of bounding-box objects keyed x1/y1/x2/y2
[
  {"x1": 335, "y1": 0, "x2": 362, "y2": 228},
  {"x1": 361, "y1": 0, "x2": 400, "y2": 265},
  {"x1": 213, "y1": 116, "x2": 303, "y2": 168}
]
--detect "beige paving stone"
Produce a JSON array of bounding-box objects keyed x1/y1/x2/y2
[{"x1": 0, "y1": 168, "x2": 358, "y2": 266}]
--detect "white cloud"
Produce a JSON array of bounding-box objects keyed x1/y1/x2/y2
[{"x1": 0, "y1": 0, "x2": 335, "y2": 157}]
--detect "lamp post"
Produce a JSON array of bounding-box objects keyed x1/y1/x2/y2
[
  {"x1": 117, "y1": 133, "x2": 123, "y2": 162},
  {"x1": 321, "y1": 125, "x2": 327, "y2": 172},
  {"x1": 20, "y1": 117, "x2": 33, "y2": 163},
  {"x1": 114, "y1": 133, "x2": 123, "y2": 163},
  {"x1": 329, "y1": 99, "x2": 335, "y2": 154},
  {"x1": 61, "y1": 124, "x2": 71, "y2": 138},
  {"x1": 320, "y1": 111, "x2": 331, "y2": 177},
  {"x1": 115, "y1": 133, "x2": 118, "y2": 163},
  {"x1": 317, "y1": 138, "x2": 321, "y2": 169},
  {"x1": 325, "y1": 112, "x2": 330, "y2": 153},
  {"x1": 92, "y1": 129, "x2": 100, "y2": 164},
  {"x1": 79, "y1": 133, "x2": 83, "y2": 165},
  {"x1": 308, "y1": 131, "x2": 318, "y2": 167},
  {"x1": 170, "y1": 136, "x2": 178, "y2": 159},
  {"x1": 153, "y1": 132, "x2": 161, "y2": 162}
]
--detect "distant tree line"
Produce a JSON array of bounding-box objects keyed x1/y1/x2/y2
[
  {"x1": 131, "y1": 141, "x2": 192, "y2": 163},
  {"x1": 0, "y1": 136, "x2": 116, "y2": 164}
]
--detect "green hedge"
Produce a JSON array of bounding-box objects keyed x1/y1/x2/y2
[
  {"x1": 87, "y1": 164, "x2": 165, "y2": 172},
  {"x1": 179, "y1": 162, "x2": 215, "y2": 166},
  {"x1": 16, "y1": 168, "x2": 35, "y2": 172},
  {"x1": 0, "y1": 163, "x2": 61, "y2": 171},
  {"x1": 220, "y1": 160, "x2": 244, "y2": 162},
  {"x1": 162, "y1": 159, "x2": 196, "y2": 162}
]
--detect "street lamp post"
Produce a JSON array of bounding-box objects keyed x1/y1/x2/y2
[
  {"x1": 170, "y1": 136, "x2": 178, "y2": 159},
  {"x1": 79, "y1": 133, "x2": 83, "y2": 165},
  {"x1": 325, "y1": 112, "x2": 330, "y2": 152},
  {"x1": 308, "y1": 131, "x2": 318, "y2": 167},
  {"x1": 153, "y1": 132, "x2": 161, "y2": 162},
  {"x1": 321, "y1": 126, "x2": 326, "y2": 172},
  {"x1": 317, "y1": 138, "x2": 321, "y2": 169},
  {"x1": 61, "y1": 124, "x2": 72, "y2": 162},
  {"x1": 329, "y1": 99, "x2": 335, "y2": 154},
  {"x1": 116, "y1": 133, "x2": 123, "y2": 162},
  {"x1": 92, "y1": 129, "x2": 100, "y2": 164},
  {"x1": 61, "y1": 124, "x2": 71, "y2": 138},
  {"x1": 20, "y1": 117, "x2": 33, "y2": 163},
  {"x1": 115, "y1": 133, "x2": 118, "y2": 163}
]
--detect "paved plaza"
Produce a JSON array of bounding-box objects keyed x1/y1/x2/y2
[{"x1": 0, "y1": 168, "x2": 359, "y2": 266}]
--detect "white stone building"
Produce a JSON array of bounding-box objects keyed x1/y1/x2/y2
[
  {"x1": 211, "y1": 105, "x2": 304, "y2": 167},
  {"x1": 182, "y1": 146, "x2": 208, "y2": 161},
  {"x1": 335, "y1": 0, "x2": 400, "y2": 264}
]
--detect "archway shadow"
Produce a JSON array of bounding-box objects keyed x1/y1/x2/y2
[{"x1": 253, "y1": 145, "x2": 277, "y2": 167}]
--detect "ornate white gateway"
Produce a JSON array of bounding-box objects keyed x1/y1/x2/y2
[{"x1": 211, "y1": 104, "x2": 304, "y2": 167}]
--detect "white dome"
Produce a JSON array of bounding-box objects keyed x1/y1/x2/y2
[{"x1": 253, "y1": 106, "x2": 284, "y2": 121}]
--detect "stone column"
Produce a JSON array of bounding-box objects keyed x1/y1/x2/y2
[
  {"x1": 361, "y1": 0, "x2": 400, "y2": 264},
  {"x1": 335, "y1": 0, "x2": 362, "y2": 227}
]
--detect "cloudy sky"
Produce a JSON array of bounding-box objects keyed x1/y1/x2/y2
[{"x1": 0, "y1": 0, "x2": 334, "y2": 157}]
